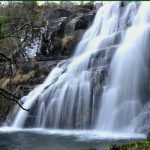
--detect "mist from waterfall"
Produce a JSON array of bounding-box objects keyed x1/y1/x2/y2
[{"x1": 4, "y1": 2, "x2": 150, "y2": 135}]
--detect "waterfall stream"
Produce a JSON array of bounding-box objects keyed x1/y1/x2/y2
[{"x1": 5, "y1": 2, "x2": 150, "y2": 135}]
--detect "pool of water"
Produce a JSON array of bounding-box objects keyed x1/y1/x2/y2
[{"x1": 0, "y1": 128, "x2": 146, "y2": 150}]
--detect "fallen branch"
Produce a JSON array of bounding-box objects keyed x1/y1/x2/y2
[{"x1": 0, "y1": 88, "x2": 29, "y2": 112}]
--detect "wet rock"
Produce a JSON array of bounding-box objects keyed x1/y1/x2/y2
[
  {"x1": 132, "y1": 102, "x2": 150, "y2": 134},
  {"x1": 90, "y1": 45, "x2": 118, "y2": 69},
  {"x1": 95, "y1": 2, "x2": 103, "y2": 10},
  {"x1": 74, "y1": 29, "x2": 85, "y2": 41}
]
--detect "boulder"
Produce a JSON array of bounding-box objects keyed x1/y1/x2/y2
[
  {"x1": 64, "y1": 12, "x2": 95, "y2": 35},
  {"x1": 38, "y1": 8, "x2": 95, "y2": 59},
  {"x1": 73, "y1": 8, "x2": 91, "y2": 14},
  {"x1": 45, "y1": 8, "x2": 72, "y2": 21},
  {"x1": 39, "y1": 17, "x2": 68, "y2": 57}
]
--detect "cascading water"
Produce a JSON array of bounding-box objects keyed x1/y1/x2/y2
[
  {"x1": 4, "y1": 2, "x2": 150, "y2": 135},
  {"x1": 96, "y1": 2, "x2": 150, "y2": 133}
]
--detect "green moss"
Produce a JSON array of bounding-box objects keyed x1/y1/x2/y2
[
  {"x1": 0, "y1": 16, "x2": 8, "y2": 39},
  {"x1": 0, "y1": 16, "x2": 7, "y2": 24},
  {"x1": 33, "y1": 9, "x2": 41, "y2": 20},
  {"x1": 62, "y1": 34, "x2": 77, "y2": 49},
  {"x1": 109, "y1": 141, "x2": 150, "y2": 150}
]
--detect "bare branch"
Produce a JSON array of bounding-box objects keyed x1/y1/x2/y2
[{"x1": 0, "y1": 88, "x2": 29, "y2": 111}]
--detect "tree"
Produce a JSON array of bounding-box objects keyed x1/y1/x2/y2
[{"x1": 0, "y1": 1, "x2": 41, "y2": 111}]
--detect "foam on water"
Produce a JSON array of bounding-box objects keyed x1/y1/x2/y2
[{"x1": 0, "y1": 127, "x2": 146, "y2": 141}]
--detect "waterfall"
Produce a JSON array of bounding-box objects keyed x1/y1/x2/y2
[
  {"x1": 5, "y1": 2, "x2": 150, "y2": 134},
  {"x1": 96, "y1": 2, "x2": 150, "y2": 133}
]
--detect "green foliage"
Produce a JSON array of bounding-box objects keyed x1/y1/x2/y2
[
  {"x1": 110, "y1": 141, "x2": 150, "y2": 150},
  {"x1": 0, "y1": 1, "x2": 40, "y2": 56},
  {"x1": 33, "y1": 10, "x2": 41, "y2": 20},
  {"x1": 0, "y1": 16, "x2": 8, "y2": 39}
]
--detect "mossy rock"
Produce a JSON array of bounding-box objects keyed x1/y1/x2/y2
[
  {"x1": 52, "y1": 37, "x2": 62, "y2": 50},
  {"x1": 109, "y1": 141, "x2": 150, "y2": 150},
  {"x1": 61, "y1": 34, "x2": 77, "y2": 55},
  {"x1": 2, "y1": 70, "x2": 35, "y2": 87},
  {"x1": 13, "y1": 70, "x2": 35, "y2": 85},
  {"x1": 2, "y1": 78, "x2": 10, "y2": 88},
  {"x1": 62, "y1": 34, "x2": 76, "y2": 49}
]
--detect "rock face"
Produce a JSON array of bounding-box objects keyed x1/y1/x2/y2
[
  {"x1": 47, "y1": 8, "x2": 72, "y2": 20},
  {"x1": 0, "y1": 60, "x2": 59, "y2": 125},
  {"x1": 37, "y1": 8, "x2": 96, "y2": 59}
]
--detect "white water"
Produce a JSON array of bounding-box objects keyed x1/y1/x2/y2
[
  {"x1": 4, "y1": 2, "x2": 150, "y2": 137},
  {"x1": 0, "y1": 127, "x2": 146, "y2": 141},
  {"x1": 96, "y1": 2, "x2": 150, "y2": 133}
]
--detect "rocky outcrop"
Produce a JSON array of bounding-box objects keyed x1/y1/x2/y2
[
  {"x1": 64, "y1": 12, "x2": 95, "y2": 35},
  {"x1": 37, "y1": 8, "x2": 96, "y2": 59},
  {"x1": 47, "y1": 8, "x2": 72, "y2": 20},
  {"x1": 0, "y1": 60, "x2": 59, "y2": 124}
]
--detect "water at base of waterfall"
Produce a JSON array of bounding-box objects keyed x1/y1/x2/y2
[{"x1": 0, "y1": 128, "x2": 146, "y2": 150}]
